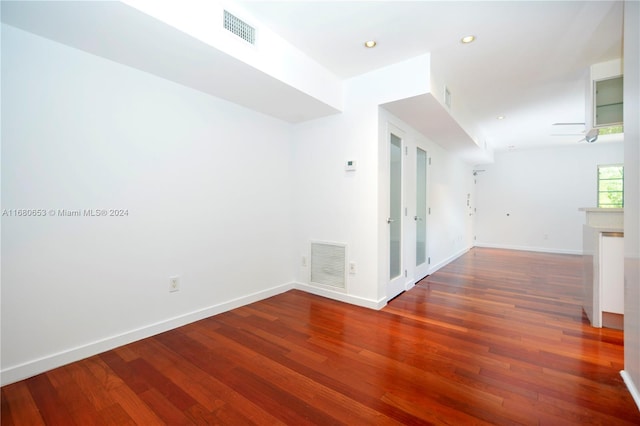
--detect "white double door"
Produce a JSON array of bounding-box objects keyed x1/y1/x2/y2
[{"x1": 388, "y1": 126, "x2": 429, "y2": 301}]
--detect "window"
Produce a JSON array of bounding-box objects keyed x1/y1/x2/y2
[
  {"x1": 599, "y1": 125, "x2": 623, "y2": 135},
  {"x1": 598, "y1": 164, "x2": 624, "y2": 208}
]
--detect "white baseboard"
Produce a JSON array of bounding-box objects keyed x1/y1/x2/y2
[
  {"x1": 621, "y1": 370, "x2": 640, "y2": 411},
  {"x1": 294, "y1": 282, "x2": 386, "y2": 310},
  {"x1": 428, "y1": 246, "x2": 471, "y2": 275},
  {"x1": 0, "y1": 282, "x2": 294, "y2": 386},
  {"x1": 474, "y1": 242, "x2": 582, "y2": 255},
  {"x1": 404, "y1": 279, "x2": 416, "y2": 292}
]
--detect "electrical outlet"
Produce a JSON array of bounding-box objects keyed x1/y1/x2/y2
[
  {"x1": 349, "y1": 261, "x2": 356, "y2": 274},
  {"x1": 169, "y1": 276, "x2": 180, "y2": 293},
  {"x1": 302, "y1": 255, "x2": 307, "y2": 267}
]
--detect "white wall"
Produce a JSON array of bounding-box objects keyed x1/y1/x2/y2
[
  {"x1": 475, "y1": 143, "x2": 624, "y2": 254},
  {"x1": 291, "y1": 103, "x2": 380, "y2": 306},
  {"x1": 290, "y1": 77, "x2": 386, "y2": 307},
  {"x1": 1, "y1": 25, "x2": 295, "y2": 384},
  {"x1": 622, "y1": 0, "x2": 640, "y2": 409},
  {"x1": 290, "y1": 55, "x2": 474, "y2": 307},
  {"x1": 290, "y1": 56, "x2": 431, "y2": 307},
  {"x1": 425, "y1": 139, "x2": 476, "y2": 269}
]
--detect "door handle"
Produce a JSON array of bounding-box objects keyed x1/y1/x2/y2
[
  {"x1": 414, "y1": 216, "x2": 422, "y2": 221},
  {"x1": 387, "y1": 217, "x2": 395, "y2": 224}
]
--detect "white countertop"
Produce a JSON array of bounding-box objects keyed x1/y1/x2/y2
[
  {"x1": 580, "y1": 208, "x2": 624, "y2": 229},
  {"x1": 579, "y1": 208, "x2": 624, "y2": 213}
]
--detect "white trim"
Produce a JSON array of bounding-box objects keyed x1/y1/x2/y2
[
  {"x1": 474, "y1": 242, "x2": 582, "y2": 256},
  {"x1": 294, "y1": 282, "x2": 386, "y2": 310},
  {"x1": 621, "y1": 370, "x2": 640, "y2": 412},
  {"x1": 386, "y1": 122, "x2": 407, "y2": 302},
  {"x1": 427, "y1": 246, "x2": 472, "y2": 275},
  {"x1": 404, "y1": 279, "x2": 417, "y2": 291},
  {"x1": 0, "y1": 282, "x2": 294, "y2": 386}
]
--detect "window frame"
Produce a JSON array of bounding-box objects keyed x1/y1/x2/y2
[{"x1": 597, "y1": 163, "x2": 624, "y2": 208}]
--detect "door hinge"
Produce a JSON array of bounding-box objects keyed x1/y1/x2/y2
[
  {"x1": 428, "y1": 157, "x2": 431, "y2": 165},
  {"x1": 405, "y1": 270, "x2": 408, "y2": 277},
  {"x1": 405, "y1": 207, "x2": 408, "y2": 216},
  {"x1": 428, "y1": 257, "x2": 431, "y2": 264},
  {"x1": 428, "y1": 207, "x2": 431, "y2": 215},
  {"x1": 405, "y1": 146, "x2": 408, "y2": 155}
]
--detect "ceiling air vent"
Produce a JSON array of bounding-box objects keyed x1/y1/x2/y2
[
  {"x1": 223, "y1": 10, "x2": 255, "y2": 45},
  {"x1": 444, "y1": 86, "x2": 452, "y2": 109}
]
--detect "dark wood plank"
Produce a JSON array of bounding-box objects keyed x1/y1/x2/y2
[
  {"x1": 24, "y1": 374, "x2": 77, "y2": 425},
  {"x1": 2, "y1": 248, "x2": 639, "y2": 425},
  {"x1": 1, "y1": 382, "x2": 45, "y2": 426}
]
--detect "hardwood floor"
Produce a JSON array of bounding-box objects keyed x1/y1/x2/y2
[{"x1": 2, "y1": 248, "x2": 639, "y2": 425}]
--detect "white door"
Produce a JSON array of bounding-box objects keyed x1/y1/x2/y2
[
  {"x1": 388, "y1": 131, "x2": 405, "y2": 300},
  {"x1": 415, "y1": 147, "x2": 429, "y2": 280},
  {"x1": 387, "y1": 127, "x2": 430, "y2": 300}
]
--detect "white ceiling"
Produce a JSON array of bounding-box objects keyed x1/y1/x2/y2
[
  {"x1": 240, "y1": 0, "x2": 624, "y2": 152},
  {"x1": 2, "y1": 1, "x2": 624, "y2": 161}
]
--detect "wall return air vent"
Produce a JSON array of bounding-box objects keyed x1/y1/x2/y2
[
  {"x1": 223, "y1": 10, "x2": 255, "y2": 45},
  {"x1": 310, "y1": 242, "x2": 346, "y2": 290}
]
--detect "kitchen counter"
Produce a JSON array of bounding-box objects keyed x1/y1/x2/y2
[{"x1": 580, "y1": 208, "x2": 624, "y2": 328}]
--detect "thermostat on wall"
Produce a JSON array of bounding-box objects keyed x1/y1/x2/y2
[{"x1": 345, "y1": 160, "x2": 357, "y2": 171}]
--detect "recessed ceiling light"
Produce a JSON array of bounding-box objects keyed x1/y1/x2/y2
[
  {"x1": 496, "y1": 115, "x2": 505, "y2": 120},
  {"x1": 461, "y1": 35, "x2": 476, "y2": 44},
  {"x1": 364, "y1": 40, "x2": 377, "y2": 48}
]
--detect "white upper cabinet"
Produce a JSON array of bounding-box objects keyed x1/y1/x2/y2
[
  {"x1": 594, "y1": 75, "x2": 623, "y2": 127},
  {"x1": 589, "y1": 59, "x2": 623, "y2": 129}
]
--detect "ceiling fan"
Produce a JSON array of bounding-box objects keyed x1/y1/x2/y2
[
  {"x1": 551, "y1": 122, "x2": 599, "y2": 143},
  {"x1": 581, "y1": 128, "x2": 600, "y2": 143}
]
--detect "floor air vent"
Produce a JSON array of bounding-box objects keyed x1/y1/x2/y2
[
  {"x1": 223, "y1": 10, "x2": 255, "y2": 45},
  {"x1": 310, "y1": 242, "x2": 346, "y2": 289}
]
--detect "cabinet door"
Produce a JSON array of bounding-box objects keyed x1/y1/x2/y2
[
  {"x1": 594, "y1": 76, "x2": 623, "y2": 127},
  {"x1": 600, "y1": 233, "x2": 624, "y2": 314}
]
